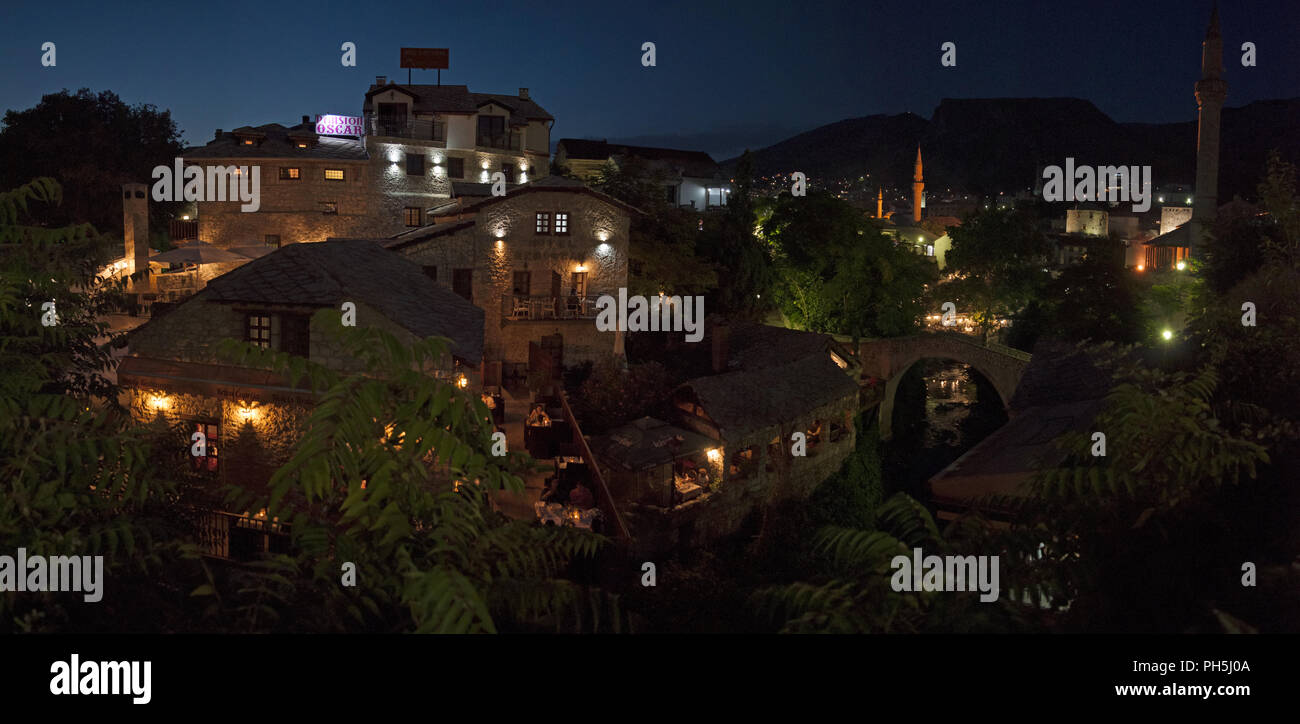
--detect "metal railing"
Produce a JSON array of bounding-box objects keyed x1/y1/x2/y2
[
  {"x1": 194, "y1": 509, "x2": 291, "y2": 561},
  {"x1": 476, "y1": 133, "x2": 522, "y2": 152},
  {"x1": 558, "y1": 391, "x2": 630, "y2": 540},
  {"x1": 503, "y1": 294, "x2": 608, "y2": 321},
  {"x1": 365, "y1": 114, "x2": 446, "y2": 142}
]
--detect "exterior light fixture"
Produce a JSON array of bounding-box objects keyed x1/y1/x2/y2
[
  {"x1": 456, "y1": 374, "x2": 469, "y2": 389},
  {"x1": 182, "y1": 215, "x2": 190, "y2": 221},
  {"x1": 1136, "y1": 264, "x2": 1145, "y2": 272},
  {"x1": 1161, "y1": 329, "x2": 1173, "y2": 341},
  {"x1": 1176, "y1": 261, "x2": 1186, "y2": 271},
  {"x1": 575, "y1": 263, "x2": 586, "y2": 272},
  {"x1": 706, "y1": 448, "x2": 722, "y2": 463},
  {"x1": 236, "y1": 403, "x2": 259, "y2": 422},
  {"x1": 147, "y1": 394, "x2": 171, "y2": 412}
]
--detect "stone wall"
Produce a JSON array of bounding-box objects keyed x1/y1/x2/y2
[{"x1": 394, "y1": 189, "x2": 630, "y2": 367}]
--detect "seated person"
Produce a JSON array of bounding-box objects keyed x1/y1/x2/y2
[
  {"x1": 526, "y1": 404, "x2": 551, "y2": 426},
  {"x1": 540, "y1": 476, "x2": 566, "y2": 504},
  {"x1": 568, "y1": 481, "x2": 595, "y2": 509}
]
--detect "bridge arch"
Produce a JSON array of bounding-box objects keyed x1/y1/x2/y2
[{"x1": 855, "y1": 333, "x2": 1031, "y2": 440}]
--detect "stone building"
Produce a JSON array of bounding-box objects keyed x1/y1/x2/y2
[
  {"x1": 554, "y1": 139, "x2": 730, "y2": 211},
  {"x1": 605, "y1": 323, "x2": 861, "y2": 553},
  {"x1": 374, "y1": 176, "x2": 637, "y2": 383},
  {"x1": 117, "y1": 239, "x2": 484, "y2": 559},
  {"x1": 185, "y1": 81, "x2": 553, "y2": 249}
]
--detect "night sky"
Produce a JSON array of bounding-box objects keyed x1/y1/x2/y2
[{"x1": 2, "y1": 0, "x2": 1297, "y2": 160}]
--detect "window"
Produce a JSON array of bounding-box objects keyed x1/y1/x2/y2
[
  {"x1": 452, "y1": 269, "x2": 473, "y2": 302},
  {"x1": 264, "y1": 235, "x2": 281, "y2": 249},
  {"x1": 320, "y1": 201, "x2": 338, "y2": 215},
  {"x1": 190, "y1": 421, "x2": 219, "y2": 473},
  {"x1": 512, "y1": 271, "x2": 531, "y2": 296},
  {"x1": 246, "y1": 313, "x2": 272, "y2": 349},
  {"x1": 665, "y1": 185, "x2": 678, "y2": 204},
  {"x1": 404, "y1": 207, "x2": 422, "y2": 227},
  {"x1": 502, "y1": 163, "x2": 516, "y2": 182},
  {"x1": 281, "y1": 315, "x2": 310, "y2": 357},
  {"x1": 448, "y1": 158, "x2": 465, "y2": 179},
  {"x1": 707, "y1": 188, "x2": 726, "y2": 207},
  {"x1": 422, "y1": 265, "x2": 437, "y2": 282},
  {"x1": 570, "y1": 272, "x2": 587, "y2": 297},
  {"x1": 242, "y1": 139, "x2": 254, "y2": 146},
  {"x1": 925, "y1": 244, "x2": 934, "y2": 257},
  {"x1": 554, "y1": 212, "x2": 569, "y2": 235},
  {"x1": 279, "y1": 167, "x2": 301, "y2": 181},
  {"x1": 476, "y1": 116, "x2": 506, "y2": 148},
  {"x1": 324, "y1": 169, "x2": 345, "y2": 181},
  {"x1": 406, "y1": 153, "x2": 425, "y2": 176},
  {"x1": 535, "y1": 212, "x2": 550, "y2": 234}
]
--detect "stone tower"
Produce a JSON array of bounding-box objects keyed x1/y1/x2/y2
[
  {"x1": 1190, "y1": 2, "x2": 1226, "y2": 253},
  {"x1": 912, "y1": 146, "x2": 924, "y2": 224},
  {"x1": 122, "y1": 183, "x2": 150, "y2": 291}
]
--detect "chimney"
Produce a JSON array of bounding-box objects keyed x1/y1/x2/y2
[
  {"x1": 214, "y1": 128, "x2": 223, "y2": 141},
  {"x1": 302, "y1": 115, "x2": 310, "y2": 125},
  {"x1": 376, "y1": 75, "x2": 387, "y2": 86},
  {"x1": 519, "y1": 87, "x2": 530, "y2": 100},
  {"x1": 121, "y1": 183, "x2": 150, "y2": 291},
  {"x1": 710, "y1": 321, "x2": 730, "y2": 374}
]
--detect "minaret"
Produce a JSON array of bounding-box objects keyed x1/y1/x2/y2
[
  {"x1": 912, "y1": 146, "x2": 924, "y2": 224},
  {"x1": 876, "y1": 187, "x2": 883, "y2": 219},
  {"x1": 1190, "y1": 2, "x2": 1226, "y2": 253}
]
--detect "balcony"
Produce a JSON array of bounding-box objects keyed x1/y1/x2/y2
[
  {"x1": 365, "y1": 114, "x2": 446, "y2": 143},
  {"x1": 195, "y1": 509, "x2": 291, "y2": 561},
  {"x1": 504, "y1": 294, "x2": 607, "y2": 321},
  {"x1": 476, "y1": 133, "x2": 522, "y2": 152}
]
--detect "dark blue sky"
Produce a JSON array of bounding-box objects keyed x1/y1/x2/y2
[{"x1": 2, "y1": 0, "x2": 1296, "y2": 160}]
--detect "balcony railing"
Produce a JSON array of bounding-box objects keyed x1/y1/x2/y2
[
  {"x1": 365, "y1": 114, "x2": 446, "y2": 142},
  {"x1": 504, "y1": 294, "x2": 608, "y2": 321},
  {"x1": 476, "y1": 133, "x2": 522, "y2": 152},
  {"x1": 195, "y1": 509, "x2": 291, "y2": 561}
]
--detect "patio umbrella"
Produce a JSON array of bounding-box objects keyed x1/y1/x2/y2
[{"x1": 149, "y1": 240, "x2": 250, "y2": 265}]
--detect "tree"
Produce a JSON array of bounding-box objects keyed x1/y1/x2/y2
[
  {"x1": 940, "y1": 207, "x2": 1053, "y2": 341},
  {"x1": 697, "y1": 150, "x2": 775, "y2": 320},
  {"x1": 0, "y1": 89, "x2": 184, "y2": 237},
  {"x1": 192, "y1": 318, "x2": 619, "y2": 633},
  {"x1": 762, "y1": 191, "x2": 935, "y2": 338}
]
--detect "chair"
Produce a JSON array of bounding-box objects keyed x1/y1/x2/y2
[{"x1": 511, "y1": 297, "x2": 530, "y2": 320}]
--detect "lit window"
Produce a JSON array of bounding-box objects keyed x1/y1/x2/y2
[
  {"x1": 535, "y1": 212, "x2": 550, "y2": 234},
  {"x1": 190, "y1": 421, "x2": 219, "y2": 473},
  {"x1": 554, "y1": 212, "x2": 569, "y2": 235},
  {"x1": 242, "y1": 139, "x2": 254, "y2": 146},
  {"x1": 324, "y1": 169, "x2": 345, "y2": 181},
  {"x1": 264, "y1": 235, "x2": 281, "y2": 249},
  {"x1": 404, "y1": 207, "x2": 422, "y2": 227},
  {"x1": 320, "y1": 201, "x2": 338, "y2": 215},
  {"x1": 296, "y1": 142, "x2": 308, "y2": 149},
  {"x1": 279, "y1": 167, "x2": 300, "y2": 181},
  {"x1": 246, "y1": 313, "x2": 272, "y2": 349}
]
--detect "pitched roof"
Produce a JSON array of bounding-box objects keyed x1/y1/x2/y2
[
  {"x1": 678, "y1": 355, "x2": 858, "y2": 438},
  {"x1": 362, "y1": 84, "x2": 554, "y2": 122},
  {"x1": 591, "y1": 417, "x2": 716, "y2": 472},
  {"x1": 723, "y1": 321, "x2": 853, "y2": 372},
  {"x1": 202, "y1": 239, "x2": 484, "y2": 361},
  {"x1": 184, "y1": 123, "x2": 369, "y2": 161},
  {"x1": 557, "y1": 139, "x2": 720, "y2": 178}
]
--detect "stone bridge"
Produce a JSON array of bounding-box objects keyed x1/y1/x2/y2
[{"x1": 852, "y1": 332, "x2": 1032, "y2": 440}]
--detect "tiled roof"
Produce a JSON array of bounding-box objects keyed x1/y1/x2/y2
[
  {"x1": 184, "y1": 123, "x2": 369, "y2": 161},
  {"x1": 557, "y1": 139, "x2": 720, "y2": 178},
  {"x1": 679, "y1": 355, "x2": 858, "y2": 438},
  {"x1": 203, "y1": 239, "x2": 484, "y2": 361},
  {"x1": 362, "y1": 84, "x2": 554, "y2": 122},
  {"x1": 591, "y1": 417, "x2": 716, "y2": 472},
  {"x1": 723, "y1": 321, "x2": 852, "y2": 372}
]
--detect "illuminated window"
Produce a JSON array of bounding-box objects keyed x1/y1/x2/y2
[
  {"x1": 246, "y1": 313, "x2": 272, "y2": 349},
  {"x1": 190, "y1": 421, "x2": 219, "y2": 473},
  {"x1": 279, "y1": 167, "x2": 300, "y2": 180},
  {"x1": 535, "y1": 212, "x2": 550, "y2": 234},
  {"x1": 320, "y1": 201, "x2": 337, "y2": 215},
  {"x1": 264, "y1": 235, "x2": 280, "y2": 249},
  {"x1": 324, "y1": 169, "x2": 345, "y2": 181},
  {"x1": 242, "y1": 139, "x2": 254, "y2": 146},
  {"x1": 570, "y1": 271, "x2": 587, "y2": 297},
  {"x1": 404, "y1": 207, "x2": 422, "y2": 227},
  {"x1": 554, "y1": 212, "x2": 569, "y2": 235}
]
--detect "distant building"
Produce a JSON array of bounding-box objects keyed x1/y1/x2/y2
[
  {"x1": 554, "y1": 139, "x2": 731, "y2": 211},
  {"x1": 1065, "y1": 209, "x2": 1108, "y2": 237},
  {"x1": 185, "y1": 78, "x2": 553, "y2": 249}
]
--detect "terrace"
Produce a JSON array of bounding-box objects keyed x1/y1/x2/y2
[{"x1": 502, "y1": 293, "x2": 609, "y2": 321}]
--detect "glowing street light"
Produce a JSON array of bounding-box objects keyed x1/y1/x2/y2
[{"x1": 1161, "y1": 329, "x2": 1174, "y2": 341}]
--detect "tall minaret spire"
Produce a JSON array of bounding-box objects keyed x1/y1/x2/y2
[
  {"x1": 912, "y1": 145, "x2": 924, "y2": 224},
  {"x1": 877, "y1": 186, "x2": 883, "y2": 219},
  {"x1": 1191, "y1": 1, "x2": 1226, "y2": 254}
]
